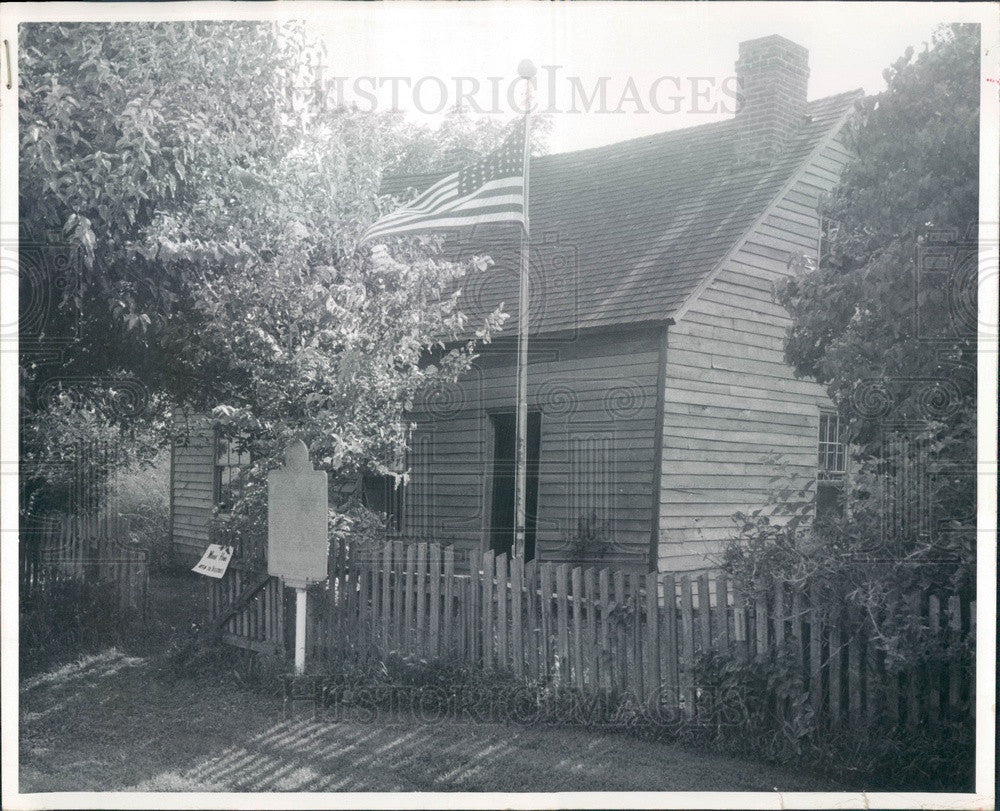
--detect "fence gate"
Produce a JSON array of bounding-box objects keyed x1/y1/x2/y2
[{"x1": 205, "y1": 566, "x2": 286, "y2": 655}]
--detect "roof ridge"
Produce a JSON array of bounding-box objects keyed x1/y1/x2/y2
[
  {"x1": 533, "y1": 88, "x2": 864, "y2": 162},
  {"x1": 382, "y1": 88, "x2": 865, "y2": 189}
]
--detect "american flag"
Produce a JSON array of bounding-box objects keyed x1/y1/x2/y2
[{"x1": 360, "y1": 126, "x2": 525, "y2": 245}]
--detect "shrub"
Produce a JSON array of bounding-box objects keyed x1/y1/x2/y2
[{"x1": 684, "y1": 646, "x2": 973, "y2": 790}]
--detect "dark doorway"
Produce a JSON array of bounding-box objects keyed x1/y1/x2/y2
[{"x1": 489, "y1": 411, "x2": 541, "y2": 560}]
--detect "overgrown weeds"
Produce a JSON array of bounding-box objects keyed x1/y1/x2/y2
[
  {"x1": 20, "y1": 578, "x2": 142, "y2": 676},
  {"x1": 682, "y1": 648, "x2": 974, "y2": 791}
]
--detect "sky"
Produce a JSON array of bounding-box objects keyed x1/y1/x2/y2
[{"x1": 307, "y1": 2, "x2": 979, "y2": 154}]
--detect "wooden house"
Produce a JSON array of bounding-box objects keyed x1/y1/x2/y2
[{"x1": 170, "y1": 35, "x2": 859, "y2": 573}]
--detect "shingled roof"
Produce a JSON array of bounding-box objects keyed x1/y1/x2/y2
[{"x1": 380, "y1": 90, "x2": 861, "y2": 337}]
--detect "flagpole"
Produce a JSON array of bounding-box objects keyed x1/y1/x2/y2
[{"x1": 513, "y1": 60, "x2": 535, "y2": 561}]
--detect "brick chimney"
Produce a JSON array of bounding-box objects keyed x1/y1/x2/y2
[{"x1": 734, "y1": 35, "x2": 810, "y2": 166}]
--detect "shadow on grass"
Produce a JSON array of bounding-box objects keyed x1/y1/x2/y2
[
  {"x1": 20, "y1": 645, "x2": 840, "y2": 793},
  {"x1": 130, "y1": 710, "x2": 844, "y2": 793}
]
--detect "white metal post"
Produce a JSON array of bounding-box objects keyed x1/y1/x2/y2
[
  {"x1": 513, "y1": 61, "x2": 534, "y2": 561},
  {"x1": 294, "y1": 586, "x2": 307, "y2": 675}
]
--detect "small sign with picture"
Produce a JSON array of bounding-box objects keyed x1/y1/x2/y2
[{"x1": 192, "y1": 543, "x2": 234, "y2": 579}]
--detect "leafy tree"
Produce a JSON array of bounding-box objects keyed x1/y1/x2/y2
[
  {"x1": 19, "y1": 21, "x2": 521, "y2": 520},
  {"x1": 18, "y1": 21, "x2": 308, "y2": 514},
  {"x1": 774, "y1": 23, "x2": 979, "y2": 584}
]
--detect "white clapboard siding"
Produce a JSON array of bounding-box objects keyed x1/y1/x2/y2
[
  {"x1": 406, "y1": 326, "x2": 662, "y2": 570},
  {"x1": 170, "y1": 413, "x2": 216, "y2": 562},
  {"x1": 659, "y1": 133, "x2": 852, "y2": 572}
]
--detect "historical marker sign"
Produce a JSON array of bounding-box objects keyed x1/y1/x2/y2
[{"x1": 267, "y1": 439, "x2": 329, "y2": 589}]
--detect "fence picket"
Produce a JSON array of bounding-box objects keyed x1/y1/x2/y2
[
  {"x1": 392, "y1": 541, "x2": 404, "y2": 652},
  {"x1": 662, "y1": 574, "x2": 679, "y2": 710},
  {"x1": 332, "y1": 536, "x2": 345, "y2": 652},
  {"x1": 511, "y1": 556, "x2": 524, "y2": 678},
  {"x1": 540, "y1": 563, "x2": 554, "y2": 683},
  {"x1": 416, "y1": 543, "x2": 428, "y2": 656},
  {"x1": 947, "y1": 595, "x2": 962, "y2": 714},
  {"x1": 358, "y1": 560, "x2": 371, "y2": 664},
  {"x1": 404, "y1": 544, "x2": 416, "y2": 655},
  {"x1": 348, "y1": 538, "x2": 359, "y2": 654},
  {"x1": 469, "y1": 558, "x2": 481, "y2": 664},
  {"x1": 905, "y1": 592, "x2": 921, "y2": 727},
  {"x1": 613, "y1": 570, "x2": 627, "y2": 694},
  {"x1": 229, "y1": 569, "x2": 238, "y2": 638},
  {"x1": 755, "y1": 592, "x2": 768, "y2": 658},
  {"x1": 483, "y1": 550, "x2": 495, "y2": 670},
  {"x1": 327, "y1": 544, "x2": 340, "y2": 653},
  {"x1": 572, "y1": 567, "x2": 584, "y2": 691},
  {"x1": 790, "y1": 587, "x2": 804, "y2": 672},
  {"x1": 556, "y1": 564, "x2": 570, "y2": 688},
  {"x1": 646, "y1": 571, "x2": 661, "y2": 709},
  {"x1": 809, "y1": 582, "x2": 822, "y2": 714},
  {"x1": 443, "y1": 547, "x2": 455, "y2": 657},
  {"x1": 697, "y1": 574, "x2": 712, "y2": 653},
  {"x1": 380, "y1": 543, "x2": 392, "y2": 648},
  {"x1": 525, "y1": 560, "x2": 538, "y2": 680},
  {"x1": 772, "y1": 579, "x2": 785, "y2": 649},
  {"x1": 584, "y1": 568, "x2": 598, "y2": 689},
  {"x1": 679, "y1": 575, "x2": 695, "y2": 717},
  {"x1": 458, "y1": 575, "x2": 469, "y2": 661},
  {"x1": 496, "y1": 553, "x2": 509, "y2": 671},
  {"x1": 326, "y1": 555, "x2": 338, "y2": 659},
  {"x1": 828, "y1": 604, "x2": 842, "y2": 729},
  {"x1": 731, "y1": 578, "x2": 746, "y2": 658},
  {"x1": 598, "y1": 568, "x2": 611, "y2": 693},
  {"x1": 262, "y1": 575, "x2": 271, "y2": 645},
  {"x1": 256, "y1": 579, "x2": 265, "y2": 643},
  {"x1": 429, "y1": 544, "x2": 441, "y2": 658},
  {"x1": 277, "y1": 577, "x2": 285, "y2": 652},
  {"x1": 865, "y1": 635, "x2": 879, "y2": 725},
  {"x1": 848, "y1": 607, "x2": 862, "y2": 728},
  {"x1": 926, "y1": 594, "x2": 941, "y2": 723},
  {"x1": 714, "y1": 575, "x2": 730, "y2": 651},
  {"x1": 630, "y1": 572, "x2": 644, "y2": 700}
]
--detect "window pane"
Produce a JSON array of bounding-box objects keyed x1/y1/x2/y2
[{"x1": 818, "y1": 412, "x2": 847, "y2": 477}]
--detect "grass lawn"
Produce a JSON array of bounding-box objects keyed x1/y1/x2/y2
[{"x1": 18, "y1": 572, "x2": 845, "y2": 794}]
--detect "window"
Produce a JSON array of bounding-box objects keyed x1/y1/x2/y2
[
  {"x1": 214, "y1": 434, "x2": 251, "y2": 513},
  {"x1": 362, "y1": 472, "x2": 405, "y2": 535},
  {"x1": 816, "y1": 411, "x2": 847, "y2": 520},
  {"x1": 818, "y1": 411, "x2": 847, "y2": 480}
]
